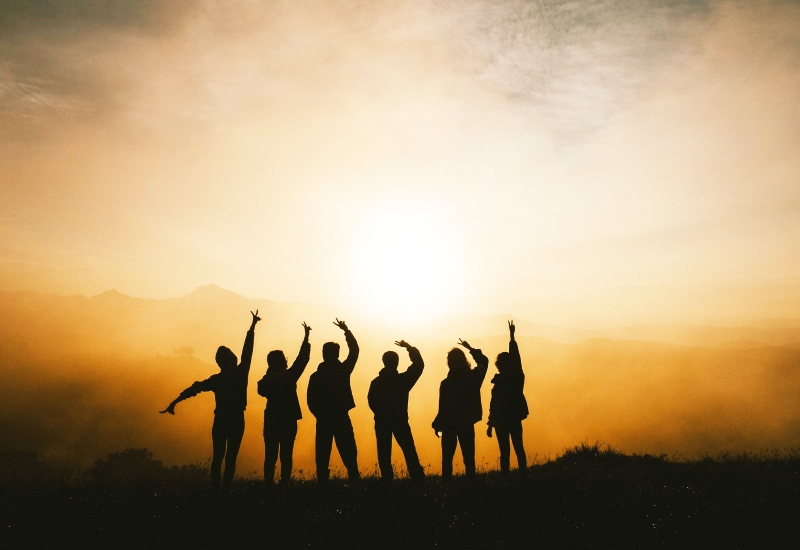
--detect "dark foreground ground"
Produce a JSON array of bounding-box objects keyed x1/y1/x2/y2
[{"x1": 1, "y1": 445, "x2": 799, "y2": 549}]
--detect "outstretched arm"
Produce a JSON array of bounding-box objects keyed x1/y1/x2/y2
[
  {"x1": 160, "y1": 377, "x2": 214, "y2": 415},
  {"x1": 288, "y1": 322, "x2": 312, "y2": 382},
  {"x1": 508, "y1": 320, "x2": 522, "y2": 374},
  {"x1": 459, "y1": 339, "x2": 489, "y2": 384},
  {"x1": 335, "y1": 318, "x2": 359, "y2": 374},
  {"x1": 396, "y1": 340, "x2": 424, "y2": 389},
  {"x1": 472, "y1": 348, "x2": 489, "y2": 382},
  {"x1": 239, "y1": 310, "x2": 261, "y2": 372}
]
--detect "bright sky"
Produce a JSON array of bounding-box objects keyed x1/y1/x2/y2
[{"x1": 2, "y1": 0, "x2": 800, "y2": 327}]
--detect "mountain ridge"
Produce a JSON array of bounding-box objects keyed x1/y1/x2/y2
[{"x1": 3, "y1": 285, "x2": 800, "y2": 351}]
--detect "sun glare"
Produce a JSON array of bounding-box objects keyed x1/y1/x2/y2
[{"x1": 348, "y1": 202, "x2": 462, "y2": 325}]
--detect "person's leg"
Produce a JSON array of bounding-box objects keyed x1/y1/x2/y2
[
  {"x1": 375, "y1": 418, "x2": 394, "y2": 481},
  {"x1": 279, "y1": 420, "x2": 298, "y2": 484},
  {"x1": 394, "y1": 420, "x2": 424, "y2": 480},
  {"x1": 495, "y1": 424, "x2": 511, "y2": 477},
  {"x1": 210, "y1": 415, "x2": 227, "y2": 493},
  {"x1": 333, "y1": 414, "x2": 360, "y2": 481},
  {"x1": 315, "y1": 418, "x2": 333, "y2": 483},
  {"x1": 460, "y1": 424, "x2": 476, "y2": 479},
  {"x1": 509, "y1": 420, "x2": 527, "y2": 477},
  {"x1": 264, "y1": 420, "x2": 279, "y2": 485},
  {"x1": 222, "y1": 413, "x2": 245, "y2": 493},
  {"x1": 441, "y1": 430, "x2": 457, "y2": 481}
]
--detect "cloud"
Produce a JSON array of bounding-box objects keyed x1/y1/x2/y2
[
  {"x1": 435, "y1": 0, "x2": 716, "y2": 136},
  {"x1": 1, "y1": 0, "x2": 800, "y2": 326},
  {"x1": 0, "y1": 0, "x2": 718, "y2": 137},
  {"x1": 0, "y1": 63, "x2": 91, "y2": 124},
  {"x1": 0, "y1": 0, "x2": 179, "y2": 32},
  {"x1": 0, "y1": 0, "x2": 189, "y2": 129}
]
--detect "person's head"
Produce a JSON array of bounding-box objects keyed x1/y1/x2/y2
[
  {"x1": 382, "y1": 351, "x2": 399, "y2": 370},
  {"x1": 215, "y1": 346, "x2": 237, "y2": 371},
  {"x1": 322, "y1": 342, "x2": 340, "y2": 362},
  {"x1": 495, "y1": 351, "x2": 510, "y2": 373},
  {"x1": 267, "y1": 350, "x2": 288, "y2": 372},
  {"x1": 447, "y1": 348, "x2": 470, "y2": 372}
]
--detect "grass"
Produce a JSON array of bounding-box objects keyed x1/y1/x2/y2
[{"x1": 1, "y1": 445, "x2": 799, "y2": 549}]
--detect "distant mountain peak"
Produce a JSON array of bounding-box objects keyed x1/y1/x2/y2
[
  {"x1": 91, "y1": 289, "x2": 130, "y2": 301},
  {"x1": 182, "y1": 284, "x2": 248, "y2": 301},
  {"x1": 96, "y1": 289, "x2": 124, "y2": 297}
]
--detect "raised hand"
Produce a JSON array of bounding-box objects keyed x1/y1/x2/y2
[
  {"x1": 160, "y1": 403, "x2": 176, "y2": 415},
  {"x1": 508, "y1": 320, "x2": 515, "y2": 337},
  {"x1": 333, "y1": 318, "x2": 348, "y2": 332},
  {"x1": 251, "y1": 309, "x2": 262, "y2": 325},
  {"x1": 457, "y1": 338, "x2": 473, "y2": 351},
  {"x1": 302, "y1": 321, "x2": 312, "y2": 335},
  {"x1": 394, "y1": 340, "x2": 411, "y2": 349}
]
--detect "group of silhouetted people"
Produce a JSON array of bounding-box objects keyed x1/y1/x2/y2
[{"x1": 161, "y1": 312, "x2": 528, "y2": 493}]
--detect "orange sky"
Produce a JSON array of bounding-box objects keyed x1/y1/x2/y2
[{"x1": 2, "y1": 0, "x2": 800, "y2": 328}]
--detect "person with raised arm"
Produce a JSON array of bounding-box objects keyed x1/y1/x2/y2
[
  {"x1": 257, "y1": 322, "x2": 311, "y2": 486},
  {"x1": 432, "y1": 338, "x2": 489, "y2": 481},
  {"x1": 306, "y1": 318, "x2": 360, "y2": 483},
  {"x1": 486, "y1": 320, "x2": 529, "y2": 479},
  {"x1": 160, "y1": 310, "x2": 261, "y2": 494},
  {"x1": 367, "y1": 340, "x2": 425, "y2": 482}
]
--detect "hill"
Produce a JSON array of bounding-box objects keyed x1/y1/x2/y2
[
  {"x1": 2, "y1": 445, "x2": 798, "y2": 549},
  {"x1": 1, "y1": 286, "x2": 800, "y2": 476}
]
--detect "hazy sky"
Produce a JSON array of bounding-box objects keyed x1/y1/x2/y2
[{"x1": 2, "y1": 0, "x2": 800, "y2": 327}]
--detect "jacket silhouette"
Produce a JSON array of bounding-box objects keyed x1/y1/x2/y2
[
  {"x1": 488, "y1": 321, "x2": 528, "y2": 477},
  {"x1": 433, "y1": 341, "x2": 488, "y2": 481},
  {"x1": 257, "y1": 322, "x2": 311, "y2": 485},
  {"x1": 161, "y1": 310, "x2": 261, "y2": 493},
  {"x1": 367, "y1": 341, "x2": 425, "y2": 481},
  {"x1": 307, "y1": 319, "x2": 360, "y2": 482}
]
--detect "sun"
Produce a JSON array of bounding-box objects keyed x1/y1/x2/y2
[{"x1": 347, "y1": 202, "x2": 463, "y2": 325}]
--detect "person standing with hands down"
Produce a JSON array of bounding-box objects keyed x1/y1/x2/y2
[
  {"x1": 161, "y1": 310, "x2": 261, "y2": 494},
  {"x1": 368, "y1": 340, "x2": 425, "y2": 482},
  {"x1": 257, "y1": 322, "x2": 312, "y2": 486},
  {"x1": 307, "y1": 319, "x2": 360, "y2": 483},
  {"x1": 486, "y1": 321, "x2": 529, "y2": 479},
  {"x1": 432, "y1": 338, "x2": 489, "y2": 481}
]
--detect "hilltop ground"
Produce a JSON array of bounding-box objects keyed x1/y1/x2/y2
[{"x1": 2, "y1": 444, "x2": 799, "y2": 549}]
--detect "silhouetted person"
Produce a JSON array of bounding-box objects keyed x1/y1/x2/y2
[
  {"x1": 367, "y1": 340, "x2": 425, "y2": 482},
  {"x1": 432, "y1": 339, "x2": 488, "y2": 481},
  {"x1": 487, "y1": 320, "x2": 529, "y2": 478},
  {"x1": 307, "y1": 319, "x2": 360, "y2": 482},
  {"x1": 161, "y1": 310, "x2": 261, "y2": 494},
  {"x1": 257, "y1": 322, "x2": 311, "y2": 486}
]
